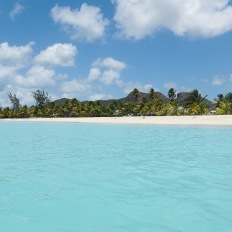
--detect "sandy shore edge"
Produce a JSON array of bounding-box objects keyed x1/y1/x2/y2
[{"x1": 1, "y1": 115, "x2": 232, "y2": 126}]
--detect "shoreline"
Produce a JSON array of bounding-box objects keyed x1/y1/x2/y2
[{"x1": 1, "y1": 115, "x2": 232, "y2": 126}]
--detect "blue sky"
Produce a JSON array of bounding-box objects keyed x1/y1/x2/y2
[{"x1": 1, "y1": 0, "x2": 232, "y2": 106}]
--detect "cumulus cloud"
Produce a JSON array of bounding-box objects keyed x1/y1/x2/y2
[
  {"x1": 0, "y1": 43, "x2": 152, "y2": 106},
  {"x1": 113, "y1": 0, "x2": 232, "y2": 39},
  {"x1": 0, "y1": 42, "x2": 79, "y2": 106},
  {"x1": 93, "y1": 57, "x2": 127, "y2": 70},
  {"x1": 0, "y1": 85, "x2": 35, "y2": 107},
  {"x1": 60, "y1": 79, "x2": 91, "y2": 93},
  {"x1": 0, "y1": 65, "x2": 19, "y2": 83},
  {"x1": 116, "y1": 80, "x2": 153, "y2": 94},
  {"x1": 9, "y1": 3, "x2": 25, "y2": 20},
  {"x1": 59, "y1": 56, "x2": 146, "y2": 100},
  {"x1": 0, "y1": 42, "x2": 34, "y2": 65},
  {"x1": 17, "y1": 89, "x2": 35, "y2": 106},
  {"x1": 14, "y1": 66, "x2": 56, "y2": 87},
  {"x1": 0, "y1": 42, "x2": 35, "y2": 92},
  {"x1": 50, "y1": 3, "x2": 109, "y2": 42},
  {"x1": 88, "y1": 57, "x2": 152, "y2": 94},
  {"x1": 100, "y1": 70, "x2": 120, "y2": 85},
  {"x1": 212, "y1": 76, "x2": 225, "y2": 85},
  {"x1": 87, "y1": 67, "x2": 101, "y2": 82},
  {"x1": 90, "y1": 57, "x2": 126, "y2": 85},
  {"x1": 34, "y1": 43, "x2": 77, "y2": 67},
  {"x1": 56, "y1": 73, "x2": 68, "y2": 80},
  {"x1": 59, "y1": 57, "x2": 128, "y2": 101}
]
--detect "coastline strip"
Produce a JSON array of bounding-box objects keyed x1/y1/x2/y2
[{"x1": 1, "y1": 115, "x2": 232, "y2": 126}]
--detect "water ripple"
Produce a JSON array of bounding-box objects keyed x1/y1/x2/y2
[{"x1": 0, "y1": 122, "x2": 232, "y2": 231}]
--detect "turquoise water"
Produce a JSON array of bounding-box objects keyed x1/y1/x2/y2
[{"x1": 0, "y1": 122, "x2": 232, "y2": 232}]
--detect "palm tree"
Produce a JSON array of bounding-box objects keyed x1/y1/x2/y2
[
  {"x1": 214, "y1": 94, "x2": 224, "y2": 107},
  {"x1": 18, "y1": 105, "x2": 29, "y2": 118},
  {"x1": 131, "y1": 88, "x2": 139, "y2": 101},
  {"x1": 136, "y1": 97, "x2": 149, "y2": 115},
  {"x1": 216, "y1": 102, "x2": 231, "y2": 115},
  {"x1": 188, "y1": 102, "x2": 208, "y2": 115},
  {"x1": 225, "y1": 92, "x2": 232, "y2": 103},
  {"x1": 150, "y1": 99, "x2": 163, "y2": 116},
  {"x1": 149, "y1": 88, "x2": 155, "y2": 100},
  {"x1": 28, "y1": 105, "x2": 38, "y2": 117},
  {"x1": 217, "y1": 94, "x2": 224, "y2": 101},
  {"x1": 169, "y1": 101, "x2": 179, "y2": 115},
  {"x1": 168, "y1": 88, "x2": 176, "y2": 102},
  {"x1": 121, "y1": 102, "x2": 133, "y2": 115},
  {"x1": 184, "y1": 89, "x2": 207, "y2": 107},
  {"x1": 225, "y1": 92, "x2": 232, "y2": 112},
  {"x1": 8, "y1": 92, "x2": 21, "y2": 111},
  {"x1": 140, "y1": 105, "x2": 150, "y2": 115},
  {"x1": 32, "y1": 90, "x2": 51, "y2": 109}
]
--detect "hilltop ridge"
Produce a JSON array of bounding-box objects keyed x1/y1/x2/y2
[{"x1": 53, "y1": 90, "x2": 214, "y2": 108}]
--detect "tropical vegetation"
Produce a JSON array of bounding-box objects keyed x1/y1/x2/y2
[{"x1": 0, "y1": 88, "x2": 232, "y2": 118}]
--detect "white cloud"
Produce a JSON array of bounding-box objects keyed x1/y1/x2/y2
[
  {"x1": 0, "y1": 65, "x2": 19, "y2": 82},
  {"x1": 0, "y1": 42, "x2": 80, "y2": 106},
  {"x1": 113, "y1": 0, "x2": 232, "y2": 39},
  {"x1": 59, "y1": 57, "x2": 128, "y2": 100},
  {"x1": 0, "y1": 85, "x2": 35, "y2": 107},
  {"x1": 0, "y1": 42, "x2": 34, "y2": 65},
  {"x1": 34, "y1": 43, "x2": 77, "y2": 67},
  {"x1": 164, "y1": 81, "x2": 177, "y2": 89},
  {"x1": 0, "y1": 42, "x2": 34, "y2": 88},
  {"x1": 100, "y1": 70, "x2": 120, "y2": 85},
  {"x1": 87, "y1": 67, "x2": 101, "y2": 82},
  {"x1": 9, "y1": 3, "x2": 25, "y2": 20},
  {"x1": 60, "y1": 79, "x2": 91, "y2": 93},
  {"x1": 0, "y1": 42, "x2": 56, "y2": 106},
  {"x1": 56, "y1": 73, "x2": 68, "y2": 80},
  {"x1": 93, "y1": 57, "x2": 127, "y2": 70},
  {"x1": 116, "y1": 80, "x2": 153, "y2": 94},
  {"x1": 14, "y1": 65, "x2": 56, "y2": 87},
  {"x1": 212, "y1": 76, "x2": 225, "y2": 85},
  {"x1": 50, "y1": 3, "x2": 109, "y2": 42},
  {"x1": 91, "y1": 57, "x2": 126, "y2": 86},
  {"x1": 20, "y1": 90, "x2": 35, "y2": 106},
  {"x1": 89, "y1": 57, "x2": 152, "y2": 94}
]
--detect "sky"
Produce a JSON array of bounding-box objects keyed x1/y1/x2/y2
[{"x1": 1, "y1": 0, "x2": 232, "y2": 107}]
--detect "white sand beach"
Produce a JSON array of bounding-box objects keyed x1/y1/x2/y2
[{"x1": 2, "y1": 115, "x2": 232, "y2": 126}]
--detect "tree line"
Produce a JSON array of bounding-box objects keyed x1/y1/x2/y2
[{"x1": 0, "y1": 88, "x2": 232, "y2": 118}]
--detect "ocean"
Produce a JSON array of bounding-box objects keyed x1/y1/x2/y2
[{"x1": 0, "y1": 122, "x2": 232, "y2": 232}]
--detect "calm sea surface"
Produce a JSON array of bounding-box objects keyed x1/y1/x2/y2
[{"x1": 0, "y1": 122, "x2": 232, "y2": 232}]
